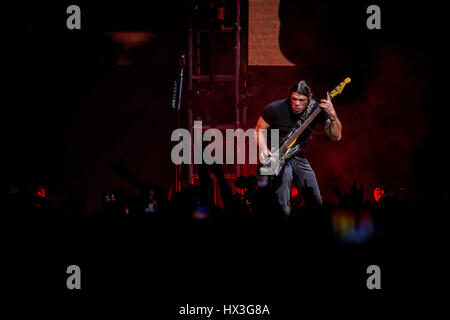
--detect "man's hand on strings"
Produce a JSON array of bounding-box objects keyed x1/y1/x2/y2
[{"x1": 259, "y1": 148, "x2": 273, "y2": 164}]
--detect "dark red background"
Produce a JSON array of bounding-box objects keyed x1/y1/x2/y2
[{"x1": 6, "y1": 1, "x2": 439, "y2": 214}]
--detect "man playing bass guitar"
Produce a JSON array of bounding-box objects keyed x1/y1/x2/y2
[{"x1": 254, "y1": 80, "x2": 343, "y2": 215}]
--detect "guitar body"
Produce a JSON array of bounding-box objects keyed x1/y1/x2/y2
[
  {"x1": 258, "y1": 144, "x2": 300, "y2": 176},
  {"x1": 258, "y1": 78, "x2": 351, "y2": 176}
]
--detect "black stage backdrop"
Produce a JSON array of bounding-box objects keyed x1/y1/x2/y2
[
  {"x1": 7, "y1": 1, "x2": 439, "y2": 213},
  {"x1": 5, "y1": 0, "x2": 440, "y2": 315}
]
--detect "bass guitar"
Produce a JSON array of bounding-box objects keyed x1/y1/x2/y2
[{"x1": 259, "y1": 77, "x2": 351, "y2": 176}]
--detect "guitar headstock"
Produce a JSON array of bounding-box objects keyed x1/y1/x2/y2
[{"x1": 329, "y1": 77, "x2": 351, "y2": 99}]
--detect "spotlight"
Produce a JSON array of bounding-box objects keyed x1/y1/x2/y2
[
  {"x1": 106, "y1": 31, "x2": 156, "y2": 65},
  {"x1": 373, "y1": 187, "x2": 385, "y2": 202}
]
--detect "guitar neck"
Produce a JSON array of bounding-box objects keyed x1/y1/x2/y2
[
  {"x1": 284, "y1": 90, "x2": 341, "y2": 147},
  {"x1": 283, "y1": 77, "x2": 350, "y2": 148},
  {"x1": 285, "y1": 106, "x2": 322, "y2": 147}
]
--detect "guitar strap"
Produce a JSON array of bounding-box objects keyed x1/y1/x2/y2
[{"x1": 296, "y1": 98, "x2": 316, "y2": 128}]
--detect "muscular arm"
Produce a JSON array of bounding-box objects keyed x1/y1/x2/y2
[
  {"x1": 324, "y1": 115, "x2": 342, "y2": 141},
  {"x1": 320, "y1": 92, "x2": 342, "y2": 141},
  {"x1": 254, "y1": 116, "x2": 272, "y2": 156}
]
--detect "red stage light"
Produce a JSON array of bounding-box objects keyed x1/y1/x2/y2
[
  {"x1": 36, "y1": 186, "x2": 46, "y2": 198},
  {"x1": 373, "y1": 187, "x2": 385, "y2": 202}
]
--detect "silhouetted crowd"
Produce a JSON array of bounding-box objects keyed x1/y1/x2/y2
[{"x1": 6, "y1": 158, "x2": 424, "y2": 248}]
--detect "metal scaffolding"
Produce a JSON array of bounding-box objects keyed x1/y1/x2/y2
[{"x1": 186, "y1": 0, "x2": 244, "y2": 187}]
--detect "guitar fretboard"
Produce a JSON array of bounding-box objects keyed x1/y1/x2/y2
[
  {"x1": 284, "y1": 106, "x2": 322, "y2": 147},
  {"x1": 282, "y1": 78, "x2": 349, "y2": 150}
]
